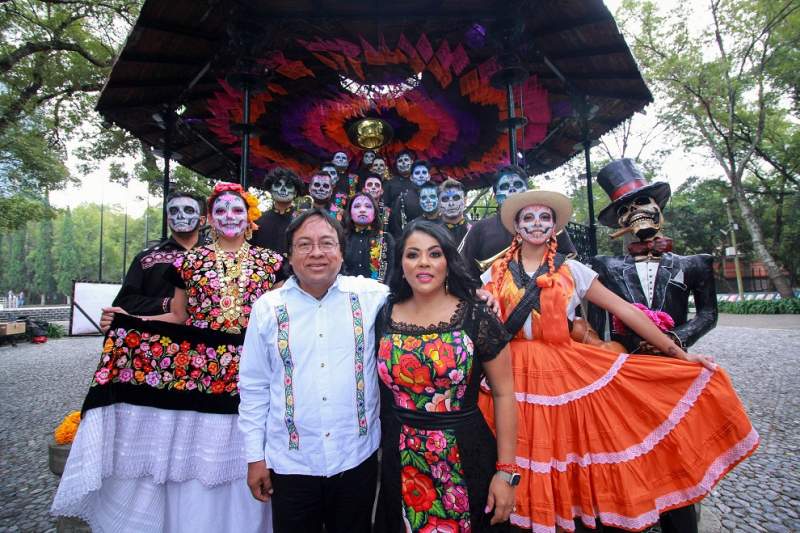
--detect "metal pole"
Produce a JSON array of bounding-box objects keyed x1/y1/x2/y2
[
  {"x1": 582, "y1": 109, "x2": 598, "y2": 257},
  {"x1": 122, "y1": 200, "x2": 128, "y2": 281},
  {"x1": 724, "y1": 198, "x2": 745, "y2": 299},
  {"x1": 161, "y1": 110, "x2": 174, "y2": 241},
  {"x1": 98, "y1": 199, "x2": 104, "y2": 282},
  {"x1": 143, "y1": 195, "x2": 149, "y2": 249},
  {"x1": 240, "y1": 84, "x2": 251, "y2": 189},
  {"x1": 506, "y1": 83, "x2": 518, "y2": 166}
]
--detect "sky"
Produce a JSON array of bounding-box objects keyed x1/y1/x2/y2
[{"x1": 49, "y1": 0, "x2": 719, "y2": 217}]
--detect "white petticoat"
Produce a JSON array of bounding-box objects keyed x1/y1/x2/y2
[{"x1": 51, "y1": 403, "x2": 272, "y2": 532}]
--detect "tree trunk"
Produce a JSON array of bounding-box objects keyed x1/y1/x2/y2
[
  {"x1": 40, "y1": 294, "x2": 45, "y2": 305},
  {"x1": 773, "y1": 174, "x2": 786, "y2": 245},
  {"x1": 731, "y1": 183, "x2": 794, "y2": 298}
]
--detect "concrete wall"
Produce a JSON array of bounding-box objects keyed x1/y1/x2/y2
[{"x1": 0, "y1": 306, "x2": 71, "y2": 323}]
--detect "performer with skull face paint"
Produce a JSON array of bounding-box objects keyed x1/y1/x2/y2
[
  {"x1": 55, "y1": 182, "x2": 286, "y2": 532},
  {"x1": 358, "y1": 150, "x2": 377, "y2": 177},
  {"x1": 387, "y1": 159, "x2": 433, "y2": 237},
  {"x1": 412, "y1": 181, "x2": 441, "y2": 224},
  {"x1": 112, "y1": 191, "x2": 205, "y2": 315},
  {"x1": 331, "y1": 150, "x2": 359, "y2": 200},
  {"x1": 369, "y1": 157, "x2": 390, "y2": 181},
  {"x1": 477, "y1": 189, "x2": 756, "y2": 533},
  {"x1": 250, "y1": 167, "x2": 304, "y2": 256},
  {"x1": 460, "y1": 165, "x2": 576, "y2": 281},
  {"x1": 436, "y1": 178, "x2": 471, "y2": 246},
  {"x1": 360, "y1": 173, "x2": 390, "y2": 230},
  {"x1": 308, "y1": 172, "x2": 342, "y2": 220},
  {"x1": 342, "y1": 192, "x2": 395, "y2": 283},
  {"x1": 382, "y1": 149, "x2": 416, "y2": 207}
]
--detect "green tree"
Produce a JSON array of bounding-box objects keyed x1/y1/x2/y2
[
  {"x1": 6, "y1": 228, "x2": 27, "y2": 294},
  {"x1": 620, "y1": 0, "x2": 798, "y2": 297},
  {"x1": 55, "y1": 208, "x2": 80, "y2": 301},
  {"x1": 29, "y1": 216, "x2": 56, "y2": 304}
]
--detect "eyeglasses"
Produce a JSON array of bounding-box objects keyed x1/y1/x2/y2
[{"x1": 292, "y1": 240, "x2": 339, "y2": 254}]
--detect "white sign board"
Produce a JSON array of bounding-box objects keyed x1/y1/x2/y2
[
  {"x1": 69, "y1": 281, "x2": 122, "y2": 336},
  {"x1": 725, "y1": 246, "x2": 737, "y2": 257}
]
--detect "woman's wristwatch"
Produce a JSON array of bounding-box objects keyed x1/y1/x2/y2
[{"x1": 496, "y1": 462, "x2": 521, "y2": 486}]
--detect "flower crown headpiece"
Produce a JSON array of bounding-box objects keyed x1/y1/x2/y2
[{"x1": 208, "y1": 182, "x2": 261, "y2": 229}]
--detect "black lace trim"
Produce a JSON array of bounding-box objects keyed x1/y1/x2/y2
[{"x1": 388, "y1": 299, "x2": 468, "y2": 334}]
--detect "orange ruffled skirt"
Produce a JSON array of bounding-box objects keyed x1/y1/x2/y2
[{"x1": 480, "y1": 335, "x2": 758, "y2": 533}]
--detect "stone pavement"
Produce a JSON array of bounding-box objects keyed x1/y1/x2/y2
[{"x1": 0, "y1": 315, "x2": 798, "y2": 532}]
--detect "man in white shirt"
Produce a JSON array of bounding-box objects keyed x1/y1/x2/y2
[{"x1": 239, "y1": 208, "x2": 387, "y2": 533}]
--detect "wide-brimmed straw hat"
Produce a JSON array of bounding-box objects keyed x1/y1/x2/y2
[{"x1": 500, "y1": 189, "x2": 573, "y2": 235}]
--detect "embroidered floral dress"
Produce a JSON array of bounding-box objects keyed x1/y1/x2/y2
[
  {"x1": 374, "y1": 300, "x2": 511, "y2": 533},
  {"x1": 344, "y1": 228, "x2": 395, "y2": 283}
]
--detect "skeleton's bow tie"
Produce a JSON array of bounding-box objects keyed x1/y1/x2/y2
[{"x1": 628, "y1": 237, "x2": 673, "y2": 260}]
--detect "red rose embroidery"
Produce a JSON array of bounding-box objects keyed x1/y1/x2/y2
[
  {"x1": 423, "y1": 338, "x2": 456, "y2": 377},
  {"x1": 392, "y1": 354, "x2": 433, "y2": 394},
  {"x1": 124, "y1": 331, "x2": 140, "y2": 348},
  {"x1": 401, "y1": 465, "x2": 436, "y2": 512}
]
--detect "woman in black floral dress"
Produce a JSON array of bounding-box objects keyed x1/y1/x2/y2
[{"x1": 374, "y1": 220, "x2": 517, "y2": 533}]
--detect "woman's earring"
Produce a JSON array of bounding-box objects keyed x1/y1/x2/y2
[
  {"x1": 245, "y1": 226, "x2": 253, "y2": 240},
  {"x1": 444, "y1": 277, "x2": 449, "y2": 294}
]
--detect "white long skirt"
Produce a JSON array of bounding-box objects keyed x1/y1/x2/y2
[{"x1": 51, "y1": 403, "x2": 272, "y2": 532}]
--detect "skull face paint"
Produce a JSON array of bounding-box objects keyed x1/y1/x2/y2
[
  {"x1": 211, "y1": 193, "x2": 248, "y2": 238},
  {"x1": 321, "y1": 164, "x2": 338, "y2": 184},
  {"x1": 363, "y1": 177, "x2": 383, "y2": 201},
  {"x1": 362, "y1": 151, "x2": 376, "y2": 166},
  {"x1": 494, "y1": 172, "x2": 528, "y2": 206},
  {"x1": 439, "y1": 188, "x2": 465, "y2": 221},
  {"x1": 411, "y1": 165, "x2": 430, "y2": 187},
  {"x1": 617, "y1": 195, "x2": 662, "y2": 239},
  {"x1": 419, "y1": 185, "x2": 439, "y2": 214},
  {"x1": 514, "y1": 205, "x2": 555, "y2": 246},
  {"x1": 370, "y1": 158, "x2": 387, "y2": 176},
  {"x1": 309, "y1": 174, "x2": 333, "y2": 201},
  {"x1": 332, "y1": 151, "x2": 349, "y2": 171},
  {"x1": 350, "y1": 194, "x2": 376, "y2": 226},
  {"x1": 270, "y1": 178, "x2": 297, "y2": 203},
  {"x1": 167, "y1": 196, "x2": 201, "y2": 234},
  {"x1": 396, "y1": 153, "x2": 413, "y2": 176}
]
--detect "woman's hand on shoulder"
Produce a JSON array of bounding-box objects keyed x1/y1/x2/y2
[{"x1": 476, "y1": 289, "x2": 501, "y2": 316}]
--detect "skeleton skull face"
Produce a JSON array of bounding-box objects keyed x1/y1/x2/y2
[
  {"x1": 363, "y1": 177, "x2": 383, "y2": 201},
  {"x1": 362, "y1": 151, "x2": 376, "y2": 167},
  {"x1": 514, "y1": 205, "x2": 555, "y2": 246},
  {"x1": 411, "y1": 165, "x2": 430, "y2": 187},
  {"x1": 210, "y1": 193, "x2": 248, "y2": 239},
  {"x1": 370, "y1": 158, "x2": 387, "y2": 176},
  {"x1": 350, "y1": 194, "x2": 376, "y2": 226},
  {"x1": 396, "y1": 153, "x2": 414, "y2": 176},
  {"x1": 616, "y1": 195, "x2": 662, "y2": 239},
  {"x1": 494, "y1": 172, "x2": 528, "y2": 205},
  {"x1": 270, "y1": 178, "x2": 297, "y2": 203},
  {"x1": 167, "y1": 196, "x2": 201, "y2": 234},
  {"x1": 332, "y1": 151, "x2": 349, "y2": 171},
  {"x1": 419, "y1": 185, "x2": 439, "y2": 214},
  {"x1": 439, "y1": 188, "x2": 465, "y2": 221},
  {"x1": 321, "y1": 164, "x2": 338, "y2": 184},
  {"x1": 309, "y1": 174, "x2": 333, "y2": 201}
]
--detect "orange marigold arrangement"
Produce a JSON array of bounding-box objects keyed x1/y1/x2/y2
[{"x1": 54, "y1": 410, "x2": 81, "y2": 445}]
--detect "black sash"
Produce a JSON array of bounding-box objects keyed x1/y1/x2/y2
[
  {"x1": 393, "y1": 405, "x2": 482, "y2": 431},
  {"x1": 503, "y1": 253, "x2": 566, "y2": 336}
]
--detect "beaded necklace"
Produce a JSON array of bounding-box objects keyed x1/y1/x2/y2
[{"x1": 214, "y1": 241, "x2": 251, "y2": 334}]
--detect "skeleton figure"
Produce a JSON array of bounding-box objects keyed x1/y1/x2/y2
[
  {"x1": 270, "y1": 177, "x2": 297, "y2": 204},
  {"x1": 370, "y1": 158, "x2": 388, "y2": 178},
  {"x1": 410, "y1": 161, "x2": 431, "y2": 187},
  {"x1": 395, "y1": 151, "x2": 414, "y2": 177},
  {"x1": 332, "y1": 151, "x2": 350, "y2": 172},
  {"x1": 494, "y1": 170, "x2": 528, "y2": 206},
  {"x1": 418, "y1": 184, "x2": 439, "y2": 215},
  {"x1": 167, "y1": 196, "x2": 201, "y2": 234},
  {"x1": 439, "y1": 183, "x2": 466, "y2": 223},
  {"x1": 617, "y1": 195, "x2": 662, "y2": 241},
  {"x1": 309, "y1": 174, "x2": 333, "y2": 202}
]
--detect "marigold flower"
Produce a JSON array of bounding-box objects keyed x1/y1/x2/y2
[{"x1": 54, "y1": 410, "x2": 81, "y2": 445}]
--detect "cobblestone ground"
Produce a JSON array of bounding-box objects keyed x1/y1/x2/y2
[{"x1": 0, "y1": 319, "x2": 798, "y2": 532}]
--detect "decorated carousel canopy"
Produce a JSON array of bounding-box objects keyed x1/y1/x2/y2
[{"x1": 97, "y1": 0, "x2": 652, "y2": 189}]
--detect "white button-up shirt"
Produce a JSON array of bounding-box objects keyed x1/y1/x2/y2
[{"x1": 239, "y1": 275, "x2": 389, "y2": 476}]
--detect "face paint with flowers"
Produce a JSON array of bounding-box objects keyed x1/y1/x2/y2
[
  {"x1": 211, "y1": 193, "x2": 248, "y2": 238},
  {"x1": 439, "y1": 188, "x2": 465, "y2": 220},
  {"x1": 309, "y1": 174, "x2": 333, "y2": 201},
  {"x1": 494, "y1": 172, "x2": 528, "y2": 206},
  {"x1": 350, "y1": 195, "x2": 375, "y2": 226},
  {"x1": 515, "y1": 205, "x2": 555, "y2": 246},
  {"x1": 419, "y1": 186, "x2": 439, "y2": 214},
  {"x1": 167, "y1": 196, "x2": 201, "y2": 233},
  {"x1": 363, "y1": 177, "x2": 383, "y2": 201}
]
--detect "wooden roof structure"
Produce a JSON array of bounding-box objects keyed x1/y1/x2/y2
[{"x1": 97, "y1": 0, "x2": 652, "y2": 189}]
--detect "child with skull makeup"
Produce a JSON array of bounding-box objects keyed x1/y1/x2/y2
[
  {"x1": 476, "y1": 189, "x2": 756, "y2": 533},
  {"x1": 387, "y1": 159, "x2": 434, "y2": 238},
  {"x1": 251, "y1": 167, "x2": 305, "y2": 256},
  {"x1": 56, "y1": 182, "x2": 287, "y2": 532},
  {"x1": 112, "y1": 191, "x2": 206, "y2": 316},
  {"x1": 342, "y1": 192, "x2": 395, "y2": 283}
]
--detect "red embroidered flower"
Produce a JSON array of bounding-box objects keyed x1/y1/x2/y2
[
  {"x1": 378, "y1": 338, "x2": 392, "y2": 361},
  {"x1": 150, "y1": 343, "x2": 163, "y2": 357},
  {"x1": 401, "y1": 465, "x2": 437, "y2": 512},
  {"x1": 447, "y1": 446, "x2": 460, "y2": 464},
  {"x1": 124, "y1": 331, "x2": 140, "y2": 348},
  {"x1": 208, "y1": 361, "x2": 220, "y2": 376},
  {"x1": 174, "y1": 353, "x2": 190, "y2": 368},
  {"x1": 419, "y1": 517, "x2": 460, "y2": 533},
  {"x1": 423, "y1": 338, "x2": 456, "y2": 377},
  {"x1": 392, "y1": 354, "x2": 433, "y2": 394},
  {"x1": 210, "y1": 380, "x2": 225, "y2": 394}
]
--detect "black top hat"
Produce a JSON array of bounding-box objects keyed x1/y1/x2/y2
[{"x1": 596, "y1": 159, "x2": 671, "y2": 228}]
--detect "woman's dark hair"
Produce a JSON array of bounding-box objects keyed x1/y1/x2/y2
[
  {"x1": 166, "y1": 190, "x2": 207, "y2": 215},
  {"x1": 264, "y1": 167, "x2": 305, "y2": 195},
  {"x1": 358, "y1": 173, "x2": 383, "y2": 190},
  {"x1": 388, "y1": 220, "x2": 480, "y2": 303},
  {"x1": 341, "y1": 193, "x2": 381, "y2": 235},
  {"x1": 411, "y1": 160, "x2": 430, "y2": 174},
  {"x1": 285, "y1": 208, "x2": 346, "y2": 257}
]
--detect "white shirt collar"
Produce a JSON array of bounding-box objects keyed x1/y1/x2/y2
[{"x1": 283, "y1": 274, "x2": 344, "y2": 299}]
